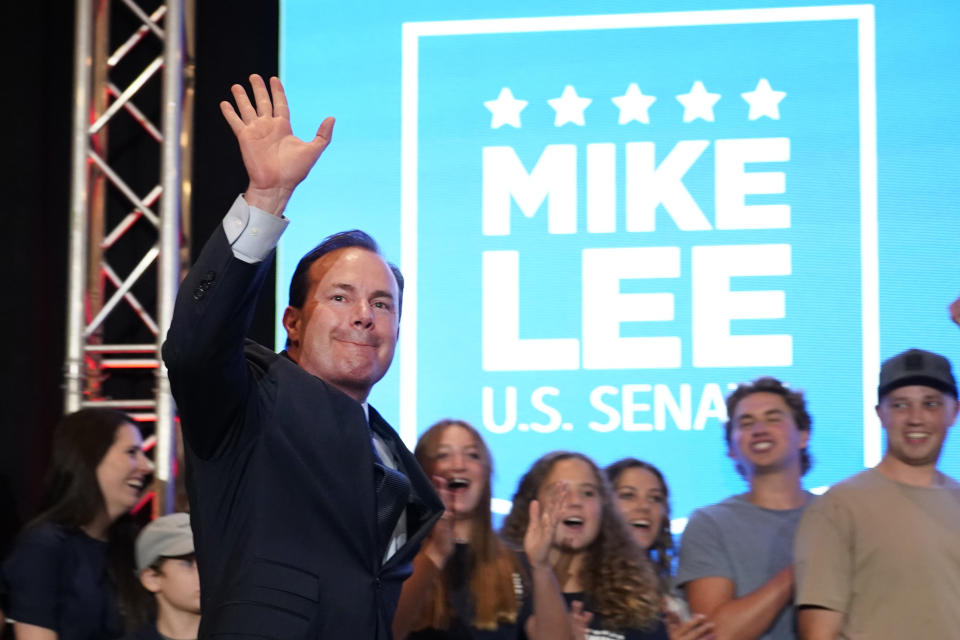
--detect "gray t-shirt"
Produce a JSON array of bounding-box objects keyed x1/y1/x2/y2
[{"x1": 676, "y1": 492, "x2": 812, "y2": 639}]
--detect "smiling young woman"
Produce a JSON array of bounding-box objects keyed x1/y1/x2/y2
[
  {"x1": 605, "y1": 459, "x2": 674, "y2": 589},
  {"x1": 606, "y1": 459, "x2": 717, "y2": 640},
  {"x1": 394, "y1": 419, "x2": 526, "y2": 639},
  {"x1": 2, "y1": 409, "x2": 154, "y2": 640},
  {"x1": 394, "y1": 419, "x2": 572, "y2": 640},
  {"x1": 502, "y1": 451, "x2": 669, "y2": 640}
]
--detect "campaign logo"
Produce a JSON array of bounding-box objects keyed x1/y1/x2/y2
[{"x1": 401, "y1": 6, "x2": 877, "y2": 517}]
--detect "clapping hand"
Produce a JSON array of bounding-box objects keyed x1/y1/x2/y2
[
  {"x1": 665, "y1": 609, "x2": 716, "y2": 640},
  {"x1": 569, "y1": 601, "x2": 594, "y2": 640},
  {"x1": 422, "y1": 475, "x2": 456, "y2": 569}
]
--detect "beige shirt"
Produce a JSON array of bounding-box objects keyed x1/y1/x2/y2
[{"x1": 794, "y1": 468, "x2": 960, "y2": 639}]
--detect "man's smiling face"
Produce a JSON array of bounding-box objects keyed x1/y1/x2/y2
[
  {"x1": 728, "y1": 391, "x2": 808, "y2": 477},
  {"x1": 878, "y1": 385, "x2": 958, "y2": 469},
  {"x1": 282, "y1": 246, "x2": 400, "y2": 403}
]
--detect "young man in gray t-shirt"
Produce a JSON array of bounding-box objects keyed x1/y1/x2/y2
[{"x1": 676, "y1": 377, "x2": 815, "y2": 639}]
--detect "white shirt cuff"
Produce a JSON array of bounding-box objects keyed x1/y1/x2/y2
[{"x1": 221, "y1": 194, "x2": 289, "y2": 263}]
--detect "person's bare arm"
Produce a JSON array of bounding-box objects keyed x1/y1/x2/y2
[
  {"x1": 392, "y1": 478, "x2": 454, "y2": 640},
  {"x1": 13, "y1": 623, "x2": 58, "y2": 640},
  {"x1": 219, "y1": 74, "x2": 334, "y2": 215},
  {"x1": 684, "y1": 565, "x2": 793, "y2": 640},
  {"x1": 950, "y1": 295, "x2": 960, "y2": 327},
  {"x1": 797, "y1": 606, "x2": 843, "y2": 640},
  {"x1": 525, "y1": 483, "x2": 579, "y2": 640},
  {"x1": 391, "y1": 545, "x2": 446, "y2": 640}
]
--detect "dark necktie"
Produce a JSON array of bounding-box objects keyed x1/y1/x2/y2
[{"x1": 370, "y1": 432, "x2": 411, "y2": 558}]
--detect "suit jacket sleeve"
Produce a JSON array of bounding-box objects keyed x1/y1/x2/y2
[{"x1": 162, "y1": 222, "x2": 274, "y2": 459}]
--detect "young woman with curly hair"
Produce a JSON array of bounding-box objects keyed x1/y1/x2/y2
[
  {"x1": 605, "y1": 459, "x2": 675, "y2": 587},
  {"x1": 501, "y1": 451, "x2": 669, "y2": 640},
  {"x1": 606, "y1": 459, "x2": 715, "y2": 640},
  {"x1": 393, "y1": 420, "x2": 571, "y2": 640}
]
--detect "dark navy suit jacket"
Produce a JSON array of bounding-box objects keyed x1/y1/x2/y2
[{"x1": 163, "y1": 227, "x2": 443, "y2": 639}]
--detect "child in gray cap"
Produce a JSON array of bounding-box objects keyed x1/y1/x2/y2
[{"x1": 125, "y1": 513, "x2": 200, "y2": 640}]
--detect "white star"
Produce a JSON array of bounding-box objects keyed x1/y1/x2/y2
[
  {"x1": 547, "y1": 85, "x2": 592, "y2": 127},
  {"x1": 675, "y1": 81, "x2": 721, "y2": 123},
  {"x1": 741, "y1": 78, "x2": 787, "y2": 120},
  {"x1": 611, "y1": 83, "x2": 657, "y2": 124},
  {"x1": 484, "y1": 88, "x2": 528, "y2": 129}
]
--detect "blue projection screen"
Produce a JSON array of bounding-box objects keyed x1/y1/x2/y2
[{"x1": 279, "y1": 1, "x2": 960, "y2": 527}]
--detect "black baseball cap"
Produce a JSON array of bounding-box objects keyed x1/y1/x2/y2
[{"x1": 878, "y1": 349, "x2": 957, "y2": 401}]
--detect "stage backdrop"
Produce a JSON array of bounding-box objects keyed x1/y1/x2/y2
[{"x1": 278, "y1": 0, "x2": 960, "y2": 528}]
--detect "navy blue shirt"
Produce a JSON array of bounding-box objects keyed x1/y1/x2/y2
[
  {"x1": 560, "y1": 592, "x2": 670, "y2": 640},
  {"x1": 123, "y1": 624, "x2": 165, "y2": 640},
  {"x1": 2, "y1": 523, "x2": 123, "y2": 640},
  {"x1": 515, "y1": 588, "x2": 670, "y2": 640}
]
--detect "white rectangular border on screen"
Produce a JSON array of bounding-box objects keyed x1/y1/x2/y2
[{"x1": 399, "y1": 5, "x2": 879, "y2": 467}]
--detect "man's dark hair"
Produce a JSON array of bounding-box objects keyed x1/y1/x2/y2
[
  {"x1": 288, "y1": 229, "x2": 403, "y2": 309},
  {"x1": 286, "y1": 230, "x2": 403, "y2": 348},
  {"x1": 724, "y1": 377, "x2": 813, "y2": 476}
]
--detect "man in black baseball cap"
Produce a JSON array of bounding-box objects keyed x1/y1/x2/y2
[
  {"x1": 794, "y1": 347, "x2": 960, "y2": 639},
  {"x1": 877, "y1": 348, "x2": 958, "y2": 401}
]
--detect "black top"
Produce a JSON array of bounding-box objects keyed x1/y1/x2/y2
[
  {"x1": 2, "y1": 523, "x2": 123, "y2": 640},
  {"x1": 561, "y1": 592, "x2": 670, "y2": 640},
  {"x1": 122, "y1": 624, "x2": 164, "y2": 640},
  {"x1": 408, "y1": 543, "x2": 522, "y2": 640},
  {"x1": 510, "y1": 550, "x2": 670, "y2": 640}
]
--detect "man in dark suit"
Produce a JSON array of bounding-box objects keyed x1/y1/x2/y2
[{"x1": 163, "y1": 74, "x2": 443, "y2": 639}]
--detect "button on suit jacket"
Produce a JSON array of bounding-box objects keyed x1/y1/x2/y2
[{"x1": 163, "y1": 226, "x2": 443, "y2": 639}]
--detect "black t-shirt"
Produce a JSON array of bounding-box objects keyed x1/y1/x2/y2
[
  {"x1": 122, "y1": 625, "x2": 165, "y2": 640},
  {"x1": 408, "y1": 543, "x2": 522, "y2": 640},
  {"x1": 512, "y1": 550, "x2": 670, "y2": 640},
  {"x1": 2, "y1": 523, "x2": 123, "y2": 640},
  {"x1": 561, "y1": 592, "x2": 669, "y2": 640}
]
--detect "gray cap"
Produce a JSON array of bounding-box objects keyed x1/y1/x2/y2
[
  {"x1": 136, "y1": 512, "x2": 194, "y2": 573},
  {"x1": 878, "y1": 348, "x2": 957, "y2": 401}
]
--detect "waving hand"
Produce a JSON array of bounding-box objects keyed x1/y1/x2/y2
[{"x1": 220, "y1": 74, "x2": 335, "y2": 214}]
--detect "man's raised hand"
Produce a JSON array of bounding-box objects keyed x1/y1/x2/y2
[{"x1": 220, "y1": 74, "x2": 335, "y2": 215}]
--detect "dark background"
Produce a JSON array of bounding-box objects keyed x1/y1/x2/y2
[{"x1": 2, "y1": 0, "x2": 281, "y2": 543}]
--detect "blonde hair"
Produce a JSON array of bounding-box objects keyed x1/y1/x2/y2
[{"x1": 412, "y1": 419, "x2": 524, "y2": 631}]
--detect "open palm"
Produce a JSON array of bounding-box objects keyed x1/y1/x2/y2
[
  {"x1": 524, "y1": 481, "x2": 568, "y2": 568},
  {"x1": 220, "y1": 74, "x2": 334, "y2": 213}
]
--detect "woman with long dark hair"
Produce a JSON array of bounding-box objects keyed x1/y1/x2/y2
[
  {"x1": 606, "y1": 459, "x2": 715, "y2": 640},
  {"x1": 393, "y1": 419, "x2": 571, "y2": 640},
  {"x1": 2, "y1": 408, "x2": 154, "y2": 640},
  {"x1": 502, "y1": 451, "x2": 669, "y2": 640}
]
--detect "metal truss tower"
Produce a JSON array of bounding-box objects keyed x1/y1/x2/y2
[{"x1": 66, "y1": 0, "x2": 195, "y2": 514}]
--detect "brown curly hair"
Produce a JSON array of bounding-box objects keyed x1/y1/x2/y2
[
  {"x1": 724, "y1": 376, "x2": 813, "y2": 477},
  {"x1": 604, "y1": 458, "x2": 675, "y2": 593},
  {"x1": 501, "y1": 451, "x2": 662, "y2": 631},
  {"x1": 412, "y1": 419, "x2": 523, "y2": 631}
]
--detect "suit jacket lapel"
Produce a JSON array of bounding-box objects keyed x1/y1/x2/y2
[{"x1": 367, "y1": 407, "x2": 444, "y2": 571}]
